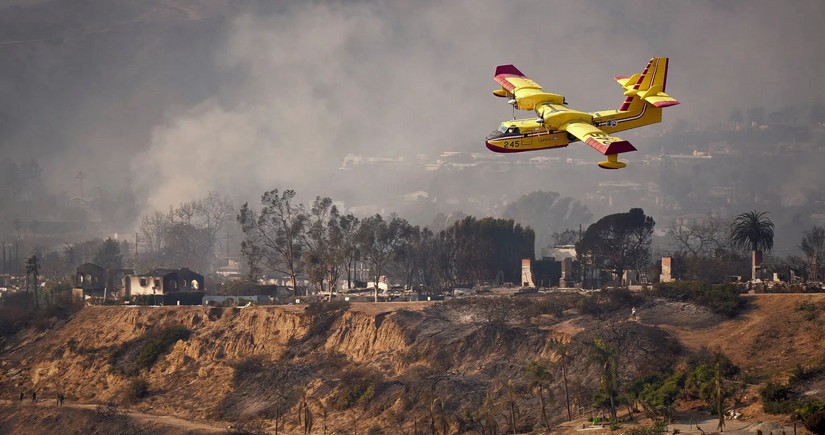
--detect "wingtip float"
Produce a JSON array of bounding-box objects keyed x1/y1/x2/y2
[{"x1": 486, "y1": 57, "x2": 680, "y2": 169}]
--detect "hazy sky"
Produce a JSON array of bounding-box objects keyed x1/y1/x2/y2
[{"x1": 1, "y1": 0, "x2": 824, "y2": 220}]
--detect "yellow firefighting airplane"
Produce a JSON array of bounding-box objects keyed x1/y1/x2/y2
[{"x1": 486, "y1": 57, "x2": 679, "y2": 169}]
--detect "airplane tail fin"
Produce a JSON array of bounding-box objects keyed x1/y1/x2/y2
[{"x1": 615, "y1": 57, "x2": 679, "y2": 111}]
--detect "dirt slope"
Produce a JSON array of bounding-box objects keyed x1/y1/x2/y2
[
  {"x1": 643, "y1": 294, "x2": 825, "y2": 380},
  {"x1": 0, "y1": 293, "x2": 822, "y2": 434}
]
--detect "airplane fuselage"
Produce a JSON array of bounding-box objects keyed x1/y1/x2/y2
[{"x1": 486, "y1": 103, "x2": 662, "y2": 153}]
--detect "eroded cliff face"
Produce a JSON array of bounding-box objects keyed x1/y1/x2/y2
[
  {"x1": 0, "y1": 298, "x2": 687, "y2": 433},
  {"x1": 2, "y1": 305, "x2": 424, "y2": 420}
]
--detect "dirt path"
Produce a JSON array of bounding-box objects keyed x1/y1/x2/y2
[{"x1": 0, "y1": 400, "x2": 230, "y2": 433}]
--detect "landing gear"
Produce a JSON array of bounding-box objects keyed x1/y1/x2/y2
[{"x1": 598, "y1": 154, "x2": 626, "y2": 169}]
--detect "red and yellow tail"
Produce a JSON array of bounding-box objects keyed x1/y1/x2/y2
[{"x1": 615, "y1": 57, "x2": 679, "y2": 112}]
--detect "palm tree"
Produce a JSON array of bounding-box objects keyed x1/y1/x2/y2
[
  {"x1": 715, "y1": 356, "x2": 725, "y2": 433},
  {"x1": 428, "y1": 397, "x2": 448, "y2": 435},
  {"x1": 730, "y1": 211, "x2": 775, "y2": 281},
  {"x1": 549, "y1": 339, "x2": 573, "y2": 421},
  {"x1": 526, "y1": 360, "x2": 552, "y2": 429},
  {"x1": 589, "y1": 338, "x2": 619, "y2": 423},
  {"x1": 478, "y1": 391, "x2": 499, "y2": 435},
  {"x1": 296, "y1": 385, "x2": 313, "y2": 435},
  {"x1": 503, "y1": 380, "x2": 520, "y2": 434}
]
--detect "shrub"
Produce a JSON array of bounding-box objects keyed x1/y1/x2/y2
[
  {"x1": 625, "y1": 421, "x2": 667, "y2": 435},
  {"x1": 231, "y1": 355, "x2": 265, "y2": 382},
  {"x1": 0, "y1": 305, "x2": 28, "y2": 338},
  {"x1": 804, "y1": 409, "x2": 825, "y2": 435},
  {"x1": 121, "y1": 378, "x2": 149, "y2": 404},
  {"x1": 760, "y1": 382, "x2": 798, "y2": 414},
  {"x1": 654, "y1": 281, "x2": 744, "y2": 317},
  {"x1": 789, "y1": 363, "x2": 825, "y2": 385},
  {"x1": 795, "y1": 399, "x2": 825, "y2": 422},
  {"x1": 329, "y1": 368, "x2": 384, "y2": 410},
  {"x1": 577, "y1": 288, "x2": 643, "y2": 318},
  {"x1": 795, "y1": 301, "x2": 820, "y2": 322},
  {"x1": 539, "y1": 299, "x2": 565, "y2": 317},
  {"x1": 135, "y1": 325, "x2": 191, "y2": 372},
  {"x1": 699, "y1": 284, "x2": 744, "y2": 317}
]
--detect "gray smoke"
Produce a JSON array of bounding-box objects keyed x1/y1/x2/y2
[{"x1": 1, "y1": 0, "x2": 824, "y2": 241}]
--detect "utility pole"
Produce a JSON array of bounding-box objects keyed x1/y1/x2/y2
[
  {"x1": 76, "y1": 171, "x2": 85, "y2": 202},
  {"x1": 26, "y1": 255, "x2": 40, "y2": 309}
]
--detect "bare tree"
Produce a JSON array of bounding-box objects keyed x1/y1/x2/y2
[
  {"x1": 669, "y1": 214, "x2": 729, "y2": 257},
  {"x1": 168, "y1": 192, "x2": 234, "y2": 272},
  {"x1": 139, "y1": 210, "x2": 171, "y2": 254},
  {"x1": 137, "y1": 192, "x2": 234, "y2": 273},
  {"x1": 801, "y1": 226, "x2": 825, "y2": 281}
]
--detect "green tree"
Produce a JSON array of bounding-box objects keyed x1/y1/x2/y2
[
  {"x1": 730, "y1": 211, "x2": 774, "y2": 281},
  {"x1": 685, "y1": 350, "x2": 739, "y2": 416},
  {"x1": 302, "y1": 197, "x2": 357, "y2": 299},
  {"x1": 576, "y1": 208, "x2": 655, "y2": 287},
  {"x1": 355, "y1": 214, "x2": 412, "y2": 302},
  {"x1": 238, "y1": 189, "x2": 306, "y2": 293},
  {"x1": 392, "y1": 225, "x2": 427, "y2": 292},
  {"x1": 800, "y1": 226, "x2": 825, "y2": 281},
  {"x1": 638, "y1": 372, "x2": 684, "y2": 422},
  {"x1": 93, "y1": 238, "x2": 123, "y2": 270},
  {"x1": 438, "y1": 216, "x2": 534, "y2": 286}
]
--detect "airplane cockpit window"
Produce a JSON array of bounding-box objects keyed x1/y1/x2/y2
[{"x1": 488, "y1": 125, "x2": 520, "y2": 140}]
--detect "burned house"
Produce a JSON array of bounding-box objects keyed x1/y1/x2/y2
[
  {"x1": 72, "y1": 263, "x2": 133, "y2": 302},
  {"x1": 124, "y1": 268, "x2": 205, "y2": 305}
]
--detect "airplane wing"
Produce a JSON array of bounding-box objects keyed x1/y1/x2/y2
[
  {"x1": 562, "y1": 122, "x2": 637, "y2": 155},
  {"x1": 494, "y1": 65, "x2": 544, "y2": 95},
  {"x1": 493, "y1": 65, "x2": 564, "y2": 109}
]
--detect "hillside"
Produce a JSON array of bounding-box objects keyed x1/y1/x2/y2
[{"x1": 1, "y1": 293, "x2": 824, "y2": 434}]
